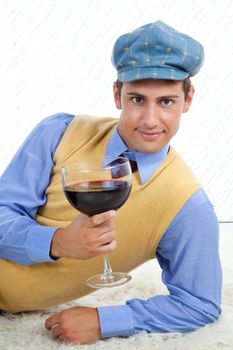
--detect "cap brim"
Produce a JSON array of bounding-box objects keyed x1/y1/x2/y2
[{"x1": 117, "y1": 66, "x2": 189, "y2": 82}]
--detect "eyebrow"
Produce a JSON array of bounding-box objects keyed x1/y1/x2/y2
[{"x1": 126, "y1": 92, "x2": 180, "y2": 99}]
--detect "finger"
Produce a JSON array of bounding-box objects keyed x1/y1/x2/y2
[
  {"x1": 87, "y1": 240, "x2": 116, "y2": 256},
  {"x1": 45, "y1": 315, "x2": 60, "y2": 330},
  {"x1": 98, "y1": 239, "x2": 117, "y2": 254},
  {"x1": 84, "y1": 226, "x2": 116, "y2": 251},
  {"x1": 52, "y1": 325, "x2": 63, "y2": 337},
  {"x1": 96, "y1": 219, "x2": 115, "y2": 232},
  {"x1": 85, "y1": 222, "x2": 114, "y2": 241},
  {"x1": 89, "y1": 210, "x2": 116, "y2": 227},
  {"x1": 95, "y1": 231, "x2": 115, "y2": 245},
  {"x1": 58, "y1": 334, "x2": 67, "y2": 342}
]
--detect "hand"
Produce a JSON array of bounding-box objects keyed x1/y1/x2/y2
[
  {"x1": 45, "y1": 306, "x2": 101, "y2": 344},
  {"x1": 50, "y1": 210, "x2": 116, "y2": 259}
]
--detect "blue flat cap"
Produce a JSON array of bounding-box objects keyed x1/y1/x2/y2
[{"x1": 112, "y1": 20, "x2": 204, "y2": 82}]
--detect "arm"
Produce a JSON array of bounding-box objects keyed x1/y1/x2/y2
[
  {"x1": 45, "y1": 188, "x2": 222, "y2": 343},
  {"x1": 97, "y1": 188, "x2": 222, "y2": 336},
  {"x1": 0, "y1": 112, "x2": 117, "y2": 265},
  {"x1": 0, "y1": 113, "x2": 73, "y2": 265}
]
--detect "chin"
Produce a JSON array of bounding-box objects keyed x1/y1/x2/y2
[{"x1": 137, "y1": 146, "x2": 163, "y2": 154}]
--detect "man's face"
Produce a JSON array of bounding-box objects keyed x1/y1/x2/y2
[{"x1": 113, "y1": 79, "x2": 194, "y2": 153}]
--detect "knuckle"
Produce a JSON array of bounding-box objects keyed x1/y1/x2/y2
[
  {"x1": 88, "y1": 247, "x2": 95, "y2": 255},
  {"x1": 106, "y1": 231, "x2": 115, "y2": 242},
  {"x1": 84, "y1": 231, "x2": 97, "y2": 246},
  {"x1": 59, "y1": 317, "x2": 66, "y2": 325},
  {"x1": 84, "y1": 233, "x2": 92, "y2": 244},
  {"x1": 59, "y1": 311, "x2": 66, "y2": 321},
  {"x1": 109, "y1": 230, "x2": 116, "y2": 239},
  {"x1": 91, "y1": 214, "x2": 100, "y2": 225},
  {"x1": 106, "y1": 221, "x2": 114, "y2": 230}
]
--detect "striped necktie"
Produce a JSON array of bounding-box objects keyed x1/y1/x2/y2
[{"x1": 120, "y1": 151, "x2": 138, "y2": 173}]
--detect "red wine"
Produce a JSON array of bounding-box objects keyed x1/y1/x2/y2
[{"x1": 64, "y1": 179, "x2": 131, "y2": 215}]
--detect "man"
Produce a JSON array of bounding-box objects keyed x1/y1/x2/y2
[{"x1": 0, "y1": 21, "x2": 222, "y2": 345}]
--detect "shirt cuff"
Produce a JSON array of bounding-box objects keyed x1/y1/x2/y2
[
  {"x1": 25, "y1": 224, "x2": 57, "y2": 263},
  {"x1": 97, "y1": 305, "x2": 135, "y2": 338}
]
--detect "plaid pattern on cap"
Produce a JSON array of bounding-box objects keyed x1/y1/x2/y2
[{"x1": 111, "y1": 21, "x2": 204, "y2": 82}]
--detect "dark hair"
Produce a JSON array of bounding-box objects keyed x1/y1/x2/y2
[{"x1": 117, "y1": 78, "x2": 192, "y2": 100}]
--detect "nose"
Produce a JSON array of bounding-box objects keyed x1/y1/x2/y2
[{"x1": 142, "y1": 105, "x2": 159, "y2": 129}]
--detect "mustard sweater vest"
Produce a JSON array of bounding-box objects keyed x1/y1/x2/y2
[{"x1": 0, "y1": 115, "x2": 201, "y2": 312}]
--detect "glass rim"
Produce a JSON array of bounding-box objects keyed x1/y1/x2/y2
[{"x1": 61, "y1": 156, "x2": 131, "y2": 173}]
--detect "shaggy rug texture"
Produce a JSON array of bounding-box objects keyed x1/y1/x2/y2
[{"x1": 0, "y1": 223, "x2": 232, "y2": 350}]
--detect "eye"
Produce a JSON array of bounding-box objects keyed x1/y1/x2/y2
[
  {"x1": 131, "y1": 96, "x2": 144, "y2": 104},
  {"x1": 160, "y1": 99, "x2": 173, "y2": 106}
]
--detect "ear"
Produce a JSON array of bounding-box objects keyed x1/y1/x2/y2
[
  {"x1": 113, "y1": 82, "x2": 122, "y2": 110},
  {"x1": 182, "y1": 85, "x2": 195, "y2": 113}
]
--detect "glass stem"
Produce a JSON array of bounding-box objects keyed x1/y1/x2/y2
[{"x1": 103, "y1": 255, "x2": 113, "y2": 275}]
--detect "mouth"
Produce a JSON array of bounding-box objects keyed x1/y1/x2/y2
[{"x1": 137, "y1": 129, "x2": 165, "y2": 140}]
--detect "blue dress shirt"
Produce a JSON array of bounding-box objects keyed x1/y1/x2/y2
[{"x1": 0, "y1": 113, "x2": 222, "y2": 337}]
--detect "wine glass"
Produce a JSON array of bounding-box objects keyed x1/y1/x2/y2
[{"x1": 61, "y1": 157, "x2": 132, "y2": 288}]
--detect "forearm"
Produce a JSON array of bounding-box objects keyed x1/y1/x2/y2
[
  {"x1": 127, "y1": 292, "x2": 220, "y2": 333},
  {"x1": 0, "y1": 206, "x2": 56, "y2": 265},
  {"x1": 97, "y1": 291, "x2": 221, "y2": 338},
  {"x1": 0, "y1": 113, "x2": 74, "y2": 265}
]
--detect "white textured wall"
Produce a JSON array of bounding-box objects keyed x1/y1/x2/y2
[{"x1": 0, "y1": 0, "x2": 232, "y2": 221}]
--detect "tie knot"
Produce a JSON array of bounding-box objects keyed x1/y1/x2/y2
[{"x1": 121, "y1": 150, "x2": 135, "y2": 160}]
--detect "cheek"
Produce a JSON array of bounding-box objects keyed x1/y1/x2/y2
[
  {"x1": 168, "y1": 117, "x2": 181, "y2": 136},
  {"x1": 119, "y1": 111, "x2": 137, "y2": 132},
  {"x1": 162, "y1": 109, "x2": 181, "y2": 130}
]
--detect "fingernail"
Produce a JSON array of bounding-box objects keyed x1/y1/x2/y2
[{"x1": 110, "y1": 210, "x2": 116, "y2": 217}]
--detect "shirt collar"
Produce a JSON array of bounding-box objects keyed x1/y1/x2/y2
[{"x1": 105, "y1": 126, "x2": 169, "y2": 184}]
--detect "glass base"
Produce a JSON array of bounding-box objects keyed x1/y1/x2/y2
[{"x1": 85, "y1": 272, "x2": 132, "y2": 289}]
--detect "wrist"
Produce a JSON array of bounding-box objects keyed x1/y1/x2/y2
[
  {"x1": 49, "y1": 249, "x2": 59, "y2": 260},
  {"x1": 50, "y1": 228, "x2": 64, "y2": 259}
]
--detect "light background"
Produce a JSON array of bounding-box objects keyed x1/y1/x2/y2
[{"x1": 0, "y1": 0, "x2": 232, "y2": 221}]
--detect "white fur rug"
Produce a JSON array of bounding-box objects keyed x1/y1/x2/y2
[{"x1": 0, "y1": 223, "x2": 232, "y2": 350}]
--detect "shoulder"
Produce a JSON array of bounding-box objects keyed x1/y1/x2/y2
[
  {"x1": 65, "y1": 114, "x2": 118, "y2": 131},
  {"x1": 56, "y1": 114, "x2": 119, "y2": 147},
  {"x1": 15, "y1": 113, "x2": 75, "y2": 158},
  {"x1": 34, "y1": 112, "x2": 75, "y2": 130},
  {"x1": 174, "y1": 188, "x2": 217, "y2": 222},
  {"x1": 25, "y1": 113, "x2": 75, "y2": 140},
  {"x1": 162, "y1": 188, "x2": 219, "y2": 242}
]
